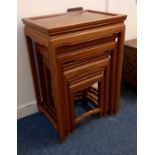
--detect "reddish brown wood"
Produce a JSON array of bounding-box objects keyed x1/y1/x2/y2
[
  {"x1": 22, "y1": 10, "x2": 127, "y2": 143},
  {"x1": 75, "y1": 108, "x2": 101, "y2": 124},
  {"x1": 114, "y1": 30, "x2": 125, "y2": 114},
  {"x1": 63, "y1": 54, "x2": 111, "y2": 131},
  {"x1": 22, "y1": 10, "x2": 127, "y2": 36}
]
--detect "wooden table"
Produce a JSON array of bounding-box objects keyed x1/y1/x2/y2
[{"x1": 22, "y1": 9, "x2": 127, "y2": 143}]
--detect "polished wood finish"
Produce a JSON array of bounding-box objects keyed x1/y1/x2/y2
[
  {"x1": 22, "y1": 10, "x2": 126, "y2": 36},
  {"x1": 22, "y1": 10, "x2": 126, "y2": 143}
]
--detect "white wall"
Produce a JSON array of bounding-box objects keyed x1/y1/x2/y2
[
  {"x1": 17, "y1": 0, "x2": 136, "y2": 119},
  {"x1": 108, "y1": 0, "x2": 137, "y2": 40}
]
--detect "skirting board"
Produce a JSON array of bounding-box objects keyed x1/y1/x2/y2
[{"x1": 17, "y1": 101, "x2": 38, "y2": 119}]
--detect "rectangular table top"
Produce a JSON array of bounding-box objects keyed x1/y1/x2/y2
[{"x1": 22, "y1": 10, "x2": 127, "y2": 36}]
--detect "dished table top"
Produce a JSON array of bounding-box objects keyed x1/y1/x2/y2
[{"x1": 22, "y1": 10, "x2": 127, "y2": 36}]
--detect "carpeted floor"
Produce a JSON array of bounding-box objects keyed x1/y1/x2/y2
[{"x1": 17, "y1": 85, "x2": 137, "y2": 155}]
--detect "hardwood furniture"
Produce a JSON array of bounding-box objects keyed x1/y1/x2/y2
[
  {"x1": 22, "y1": 9, "x2": 127, "y2": 143},
  {"x1": 122, "y1": 39, "x2": 137, "y2": 87},
  {"x1": 64, "y1": 54, "x2": 111, "y2": 132}
]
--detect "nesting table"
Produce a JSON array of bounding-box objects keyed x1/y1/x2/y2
[{"x1": 22, "y1": 9, "x2": 127, "y2": 143}]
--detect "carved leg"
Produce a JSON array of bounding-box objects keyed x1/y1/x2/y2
[
  {"x1": 69, "y1": 93, "x2": 76, "y2": 132},
  {"x1": 48, "y1": 43, "x2": 66, "y2": 143},
  {"x1": 109, "y1": 46, "x2": 117, "y2": 115},
  {"x1": 98, "y1": 81, "x2": 104, "y2": 116},
  {"x1": 114, "y1": 29, "x2": 125, "y2": 114}
]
